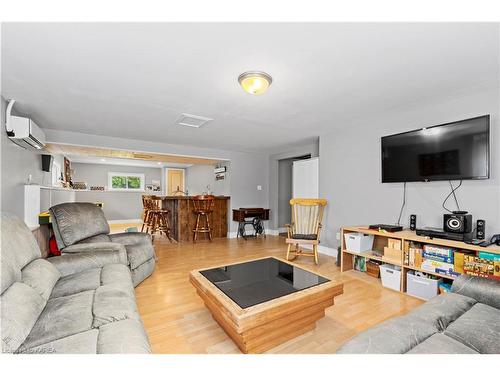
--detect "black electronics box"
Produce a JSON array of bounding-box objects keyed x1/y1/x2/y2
[
  {"x1": 369, "y1": 224, "x2": 403, "y2": 232},
  {"x1": 416, "y1": 227, "x2": 473, "y2": 242}
]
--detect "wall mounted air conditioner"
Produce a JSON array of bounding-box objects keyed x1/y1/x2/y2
[{"x1": 5, "y1": 100, "x2": 46, "y2": 149}]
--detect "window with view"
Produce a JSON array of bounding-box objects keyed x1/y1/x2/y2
[{"x1": 108, "y1": 172, "x2": 145, "y2": 191}]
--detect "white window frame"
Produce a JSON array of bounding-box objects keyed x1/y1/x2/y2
[{"x1": 108, "y1": 172, "x2": 145, "y2": 191}]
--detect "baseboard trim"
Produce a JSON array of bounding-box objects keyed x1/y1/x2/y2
[{"x1": 108, "y1": 219, "x2": 142, "y2": 224}]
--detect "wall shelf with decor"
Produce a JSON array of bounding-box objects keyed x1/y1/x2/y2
[{"x1": 341, "y1": 226, "x2": 500, "y2": 300}]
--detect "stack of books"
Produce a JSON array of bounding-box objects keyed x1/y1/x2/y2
[
  {"x1": 421, "y1": 245, "x2": 461, "y2": 277},
  {"x1": 406, "y1": 242, "x2": 423, "y2": 267}
]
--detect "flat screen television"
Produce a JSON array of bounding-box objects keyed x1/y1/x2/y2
[{"x1": 381, "y1": 115, "x2": 490, "y2": 183}]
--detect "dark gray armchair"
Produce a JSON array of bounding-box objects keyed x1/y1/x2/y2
[{"x1": 49, "y1": 202, "x2": 156, "y2": 286}]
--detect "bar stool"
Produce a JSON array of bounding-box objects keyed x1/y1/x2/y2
[
  {"x1": 192, "y1": 195, "x2": 215, "y2": 243},
  {"x1": 141, "y1": 195, "x2": 153, "y2": 233},
  {"x1": 141, "y1": 195, "x2": 173, "y2": 243}
]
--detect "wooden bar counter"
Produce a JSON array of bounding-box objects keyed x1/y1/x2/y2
[{"x1": 161, "y1": 196, "x2": 230, "y2": 242}]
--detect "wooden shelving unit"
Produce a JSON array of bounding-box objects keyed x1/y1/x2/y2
[{"x1": 341, "y1": 226, "x2": 500, "y2": 297}]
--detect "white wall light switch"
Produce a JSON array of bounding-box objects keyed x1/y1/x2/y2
[{"x1": 257, "y1": 185, "x2": 262, "y2": 191}]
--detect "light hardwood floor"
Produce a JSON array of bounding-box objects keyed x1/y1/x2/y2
[{"x1": 111, "y1": 224, "x2": 423, "y2": 354}]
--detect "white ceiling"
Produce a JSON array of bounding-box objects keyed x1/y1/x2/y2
[
  {"x1": 69, "y1": 155, "x2": 192, "y2": 169},
  {"x1": 2, "y1": 23, "x2": 499, "y2": 153}
]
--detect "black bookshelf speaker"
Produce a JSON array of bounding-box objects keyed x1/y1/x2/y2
[
  {"x1": 443, "y1": 212, "x2": 472, "y2": 234},
  {"x1": 41, "y1": 154, "x2": 53, "y2": 172},
  {"x1": 476, "y1": 219, "x2": 486, "y2": 240},
  {"x1": 409, "y1": 214, "x2": 417, "y2": 231}
]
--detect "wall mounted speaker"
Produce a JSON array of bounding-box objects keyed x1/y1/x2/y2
[
  {"x1": 443, "y1": 212, "x2": 472, "y2": 234},
  {"x1": 409, "y1": 214, "x2": 417, "y2": 231},
  {"x1": 476, "y1": 219, "x2": 486, "y2": 240},
  {"x1": 41, "y1": 154, "x2": 53, "y2": 172}
]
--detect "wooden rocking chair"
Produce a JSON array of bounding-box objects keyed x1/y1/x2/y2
[{"x1": 285, "y1": 198, "x2": 327, "y2": 265}]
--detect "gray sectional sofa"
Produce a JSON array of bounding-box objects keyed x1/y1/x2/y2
[
  {"x1": 49, "y1": 202, "x2": 156, "y2": 286},
  {"x1": 1, "y1": 212, "x2": 151, "y2": 354},
  {"x1": 337, "y1": 275, "x2": 500, "y2": 354}
]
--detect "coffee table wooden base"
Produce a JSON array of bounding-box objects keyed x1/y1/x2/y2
[{"x1": 190, "y1": 257, "x2": 344, "y2": 354}]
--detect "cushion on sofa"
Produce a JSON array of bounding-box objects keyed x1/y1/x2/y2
[
  {"x1": 21, "y1": 259, "x2": 60, "y2": 301},
  {"x1": 49, "y1": 202, "x2": 110, "y2": 248},
  {"x1": 19, "y1": 290, "x2": 94, "y2": 351},
  {"x1": 1, "y1": 282, "x2": 47, "y2": 353},
  {"x1": 17, "y1": 330, "x2": 99, "y2": 354},
  {"x1": 47, "y1": 250, "x2": 127, "y2": 277},
  {"x1": 405, "y1": 292, "x2": 477, "y2": 331},
  {"x1": 1, "y1": 213, "x2": 42, "y2": 294},
  {"x1": 444, "y1": 303, "x2": 500, "y2": 354},
  {"x1": 50, "y1": 268, "x2": 101, "y2": 299},
  {"x1": 407, "y1": 333, "x2": 478, "y2": 354},
  {"x1": 97, "y1": 319, "x2": 151, "y2": 354},
  {"x1": 101, "y1": 263, "x2": 134, "y2": 285},
  {"x1": 451, "y1": 275, "x2": 500, "y2": 310},
  {"x1": 336, "y1": 315, "x2": 438, "y2": 354},
  {"x1": 92, "y1": 283, "x2": 139, "y2": 328}
]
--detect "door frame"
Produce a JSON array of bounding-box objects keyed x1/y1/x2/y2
[{"x1": 166, "y1": 168, "x2": 186, "y2": 195}]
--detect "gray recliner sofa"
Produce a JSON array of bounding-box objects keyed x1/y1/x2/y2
[
  {"x1": 1, "y1": 212, "x2": 151, "y2": 354},
  {"x1": 337, "y1": 275, "x2": 500, "y2": 354},
  {"x1": 49, "y1": 202, "x2": 156, "y2": 287}
]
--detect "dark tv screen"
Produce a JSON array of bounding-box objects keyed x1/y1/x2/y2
[{"x1": 381, "y1": 115, "x2": 490, "y2": 183}]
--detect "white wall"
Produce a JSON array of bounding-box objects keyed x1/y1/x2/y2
[
  {"x1": 185, "y1": 163, "x2": 230, "y2": 196},
  {"x1": 319, "y1": 88, "x2": 500, "y2": 248},
  {"x1": 71, "y1": 162, "x2": 162, "y2": 220}
]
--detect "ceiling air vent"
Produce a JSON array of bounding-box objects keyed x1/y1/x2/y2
[{"x1": 176, "y1": 113, "x2": 213, "y2": 128}]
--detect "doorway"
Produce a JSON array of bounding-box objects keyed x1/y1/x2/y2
[
  {"x1": 277, "y1": 154, "x2": 311, "y2": 233},
  {"x1": 166, "y1": 169, "x2": 185, "y2": 195}
]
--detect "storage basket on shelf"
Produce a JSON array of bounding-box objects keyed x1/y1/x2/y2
[
  {"x1": 366, "y1": 260, "x2": 380, "y2": 278},
  {"x1": 406, "y1": 271, "x2": 442, "y2": 300},
  {"x1": 344, "y1": 232, "x2": 374, "y2": 253},
  {"x1": 379, "y1": 264, "x2": 401, "y2": 291}
]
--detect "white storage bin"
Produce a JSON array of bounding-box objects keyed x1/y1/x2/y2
[
  {"x1": 379, "y1": 264, "x2": 401, "y2": 291},
  {"x1": 407, "y1": 272, "x2": 441, "y2": 300},
  {"x1": 344, "y1": 232, "x2": 374, "y2": 253}
]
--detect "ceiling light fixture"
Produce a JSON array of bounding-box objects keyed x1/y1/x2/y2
[{"x1": 238, "y1": 71, "x2": 272, "y2": 95}]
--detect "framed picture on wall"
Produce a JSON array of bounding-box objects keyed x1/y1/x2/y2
[{"x1": 152, "y1": 179, "x2": 161, "y2": 192}]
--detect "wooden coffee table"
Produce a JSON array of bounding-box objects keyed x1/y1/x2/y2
[{"x1": 189, "y1": 256, "x2": 343, "y2": 353}]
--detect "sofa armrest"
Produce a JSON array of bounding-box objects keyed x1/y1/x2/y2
[
  {"x1": 451, "y1": 275, "x2": 500, "y2": 310},
  {"x1": 48, "y1": 250, "x2": 127, "y2": 277},
  {"x1": 109, "y1": 232, "x2": 152, "y2": 246}
]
